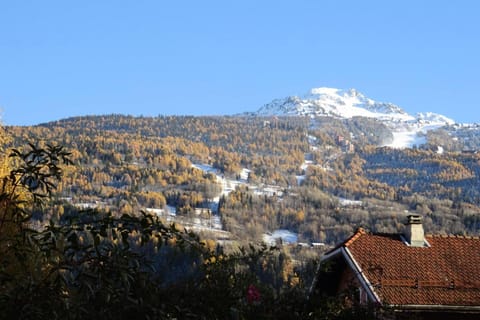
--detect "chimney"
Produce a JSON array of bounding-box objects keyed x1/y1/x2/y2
[{"x1": 405, "y1": 215, "x2": 425, "y2": 247}]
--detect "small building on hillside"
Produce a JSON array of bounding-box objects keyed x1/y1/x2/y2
[
  {"x1": 310, "y1": 215, "x2": 480, "y2": 319},
  {"x1": 335, "y1": 134, "x2": 355, "y2": 153}
]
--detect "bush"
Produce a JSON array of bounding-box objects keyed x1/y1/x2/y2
[{"x1": 0, "y1": 143, "x2": 383, "y2": 319}]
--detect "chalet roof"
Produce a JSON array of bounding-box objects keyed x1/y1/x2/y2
[{"x1": 332, "y1": 228, "x2": 480, "y2": 306}]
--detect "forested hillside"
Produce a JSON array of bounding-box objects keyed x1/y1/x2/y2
[{"x1": 4, "y1": 114, "x2": 480, "y2": 247}]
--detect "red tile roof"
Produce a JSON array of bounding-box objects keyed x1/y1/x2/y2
[{"x1": 343, "y1": 229, "x2": 480, "y2": 306}]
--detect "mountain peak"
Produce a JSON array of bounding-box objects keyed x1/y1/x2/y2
[
  {"x1": 256, "y1": 87, "x2": 412, "y2": 121},
  {"x1": 254, "y1": 87, "x2": 457, "y2": 149}
]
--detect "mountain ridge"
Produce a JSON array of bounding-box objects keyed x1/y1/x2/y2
[
  {"x1": 255, "y1": 87, "x2": 453, "y2": 123},
  {"x1": 252, "y1": 87, "x2": 457, "y2": 149}
]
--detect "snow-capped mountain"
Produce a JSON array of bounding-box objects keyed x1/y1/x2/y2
[
  {"x1": 257, "y1": 88, "x2": 412, "y2": 121},
  {"x1": 254, "y1": 87, "x2": 455, "y2": 149}
]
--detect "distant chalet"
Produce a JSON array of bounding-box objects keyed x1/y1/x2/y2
[{"x1": 310, "y1": 215, "x2": 480, "y2": 319}]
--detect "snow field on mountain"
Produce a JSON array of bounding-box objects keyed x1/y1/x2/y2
[{"x1": 257, "y1": 87, "x2": 456, "y2": 149}]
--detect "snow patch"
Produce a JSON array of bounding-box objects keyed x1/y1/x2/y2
[
  {"x1": 263, "y1": 229, "x2": 298, "y2": 246},
  {"x1": 240, "y1": 168, "x2": 251, "y2": 181},
  {"x1": 384, "y1": 130, "x2": 426, "y2": 149},
  {"x1": 296, "y1": 175, "x2": 306, "y2": 185},
  {"x1": 338, "y1": 198, "x2": 363, "y2": 206},
  {"x1": 146, "y1": 205, "x2": 177, "y2": 216}
]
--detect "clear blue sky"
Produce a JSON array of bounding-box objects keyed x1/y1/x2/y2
[{"x1": 1, "y1": 1, "x2": 479, "y2": 126}]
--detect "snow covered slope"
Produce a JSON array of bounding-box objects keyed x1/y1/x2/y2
[{"x1": 255, "y1": 87, "x2": 455, "y2": 149}]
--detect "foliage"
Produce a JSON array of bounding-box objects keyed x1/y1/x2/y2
[
  {"x1": 5, "y1": 114, "x2": 480, "y2": 247},
  {"x1": 0, "y1": 143, "x2": 386, "y2": 319}
]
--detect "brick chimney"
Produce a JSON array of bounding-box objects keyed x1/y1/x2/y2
[{"x1": 405, "y1": 215, "x2": 425, "y2": 247}]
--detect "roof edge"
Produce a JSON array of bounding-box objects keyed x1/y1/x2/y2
[
  {"x1": 310, "y1": 245, "x2": 382, "y2": 303},
  {"x1": 426, "y1": 234, "x2": 480, "y2": 240},
  {"x1": 391, "y1": 304, "x2": 480, "y2": 312},
  {"x1": 344, "y1": 227, "x2": 367, "y2": 247},
  {"x1": 320, "y1": 246, "x2": 342, "y2": 262},
  {"x1": 309, "y1": 247, "x2": 343, "y2": 296},
  {"x1": 342, "y1": 247, "x2": 382, "y2": 304},
  {"x1": 322, "y1": 227, "x2": 367, "y2": 256}
]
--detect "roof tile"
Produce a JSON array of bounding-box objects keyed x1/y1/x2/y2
[{"x1": 345, "y1": 231, "x2": 480, "y2": 306}]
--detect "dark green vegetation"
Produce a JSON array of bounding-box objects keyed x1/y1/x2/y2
[
  {"x1": 0, "y1": 142, "x2": 383, "y2": 319},
  {"x1": 2, "y1": 115, "x2": 480, "y2": 319}
]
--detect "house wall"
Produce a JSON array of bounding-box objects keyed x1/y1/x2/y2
[
  {"x1": 337, "y1": 266, "x2": 369, "y2": 304},
  {"x1": 312, "y1": 253, "x2": 373, "y2": 306}
]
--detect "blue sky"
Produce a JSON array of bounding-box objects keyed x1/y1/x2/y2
[{"x1": 1, "y1": 1, "x2": 479, "y2": 126}]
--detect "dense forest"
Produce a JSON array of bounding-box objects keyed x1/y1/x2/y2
[
  {"x1": 4, "y1": 114, "x2": 480, "y2": 248},
  {"x1": 2, "y1": 115, "x2": 480, "y2": 318},
  {"x1": 0, "y1": 126, "x2": 379, "y2": 319}
]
